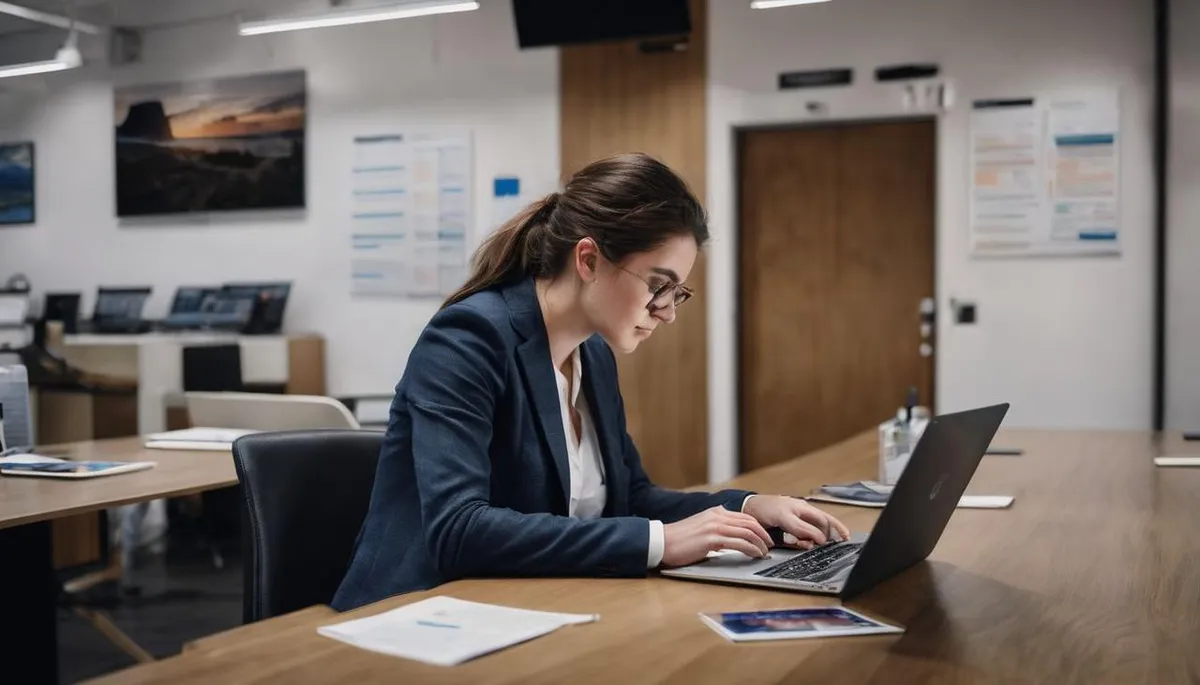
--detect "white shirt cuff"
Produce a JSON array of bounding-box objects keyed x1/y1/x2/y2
[
  {"x1": 741, "y1": 494, "x2": 756, "y2": 513},
  {"x1": 647, "y1": 519, "x2": 665, "y2": 568}
]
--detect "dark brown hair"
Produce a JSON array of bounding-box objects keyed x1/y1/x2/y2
[{"x1": 443, "y1": 153, "x2": 708, "y2": 308}]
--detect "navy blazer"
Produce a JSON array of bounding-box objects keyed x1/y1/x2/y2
[{"x1": 331, "y1": 277, "x2": 752, "y2": 611}]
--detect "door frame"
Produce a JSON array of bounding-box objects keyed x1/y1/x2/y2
[{"x1": 731, "y1": 115, "x2": 940, "y2": 474}]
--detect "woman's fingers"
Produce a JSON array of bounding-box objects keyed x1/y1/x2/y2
[
  {"x1": 716, "y1": 524, "x2": 770, "y2": 557},
  {"x1": 721, "y1": 510, "x2": 774, "y2": 548},
  {"x1": 713, "y1": 535, "x2": 769, "y2": 559},
  {"x1": 779, "y1": 514, "x2": 827, "y2": 546}
]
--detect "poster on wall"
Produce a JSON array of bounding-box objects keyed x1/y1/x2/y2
[
  {"x1": 114, "y1": 70, "x2": 306, "y2": 217},
  {"x1": 349, "y1": 133, "x2": 472, "y2": 298},
  {"x1": 0, "y1": 141, "x2": 34, "y2": 225},
  {"x1": 969, "y1": 90, "x2": 1120, "y2": 257}
]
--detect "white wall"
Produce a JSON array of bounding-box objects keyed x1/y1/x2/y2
[
  {"x1": 0, "y1": 0, "x2": 559, "y2": 397},
  {"x1": 1169, "y1": 0, "x2": 1200, "y2": 429},
  {"x1": 707, "y1": 0, "x2": 1155, "y2": 481}
]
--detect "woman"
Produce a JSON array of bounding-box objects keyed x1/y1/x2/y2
[{"x1": 332, "y1": 153, "x2": 849, "y2": 611}]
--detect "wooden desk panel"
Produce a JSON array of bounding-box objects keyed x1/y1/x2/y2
[
  {"x1": 0, "y1": 437, "x2": 238, "y2": 530},
  {"x1": 182, "y1": 606, "x2": 336, "y2": 655},
  {"x1": 85, "y1": 430, "x2": 1200, "y2": 684}
]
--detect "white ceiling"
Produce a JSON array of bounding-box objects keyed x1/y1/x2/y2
[{"x1": 0, "y1": 0, "x2": 116, "y2": 36}]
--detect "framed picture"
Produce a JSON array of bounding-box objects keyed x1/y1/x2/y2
[
  {"x1": 114, "y1": 70, "x2": 306, "y2": 217},
  {"x1": 0, "y1": 141, "x2": 35, "y2": 225}
]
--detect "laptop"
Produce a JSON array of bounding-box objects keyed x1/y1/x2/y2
[
  {"x1": 91, "y1": 287, "x2": 152, "y2": 334},
  {"x1": 660, "y1": 403, "x2": 1009, "y2": 599},
  {"x1": 219, "y1": 282, "x2": 291, "y2": 334},
  {"x1": 159, "y1": 286, "x2": 220, "y2": 330}
]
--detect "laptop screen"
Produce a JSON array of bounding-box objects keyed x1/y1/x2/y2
[
  {"x1": 43, "y1": 293, "x2": 81, "y2": 322},
  {"x1": 94, "y1": 288, "x2": 151, "y2": 321},
  {"x1": 221, "y1": 282, "x2": 291, "y2": 333},
  {"x1": 170, "y1": 287, "x2": 219, "y2": 315}
]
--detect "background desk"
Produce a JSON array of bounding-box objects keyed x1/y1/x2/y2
[
  {"x1": 85, "y1": 429, "x2": 1200, "y2": 685},
  {"x1": 58, "y1": 332, "x2": 326, "y2": 435},
  {"x1": 0, "y1": 438, "x2": 238, "y2": 685}
]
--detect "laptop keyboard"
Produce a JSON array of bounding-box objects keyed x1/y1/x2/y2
[{"x1": 754, "y1": 542, "x2": 863, "y2": 583}]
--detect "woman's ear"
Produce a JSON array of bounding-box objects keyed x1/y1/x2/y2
[{"x1": 575, "y1": 238, "x2": 600, "y2": 282}]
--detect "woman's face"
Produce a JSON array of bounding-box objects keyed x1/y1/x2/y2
[{"x1": 577, "y1": 234, "x2": 698, "y2": 354}]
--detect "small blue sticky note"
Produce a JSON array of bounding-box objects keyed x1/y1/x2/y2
[{"x1": 493, "y1": 177, "x2": 520, "y2": 197}]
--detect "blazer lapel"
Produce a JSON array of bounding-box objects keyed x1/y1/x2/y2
[
  {"x1": 505, "y1": 279, "x2": 571, "y2": 510},
  {"x1": 580, "y1": 341, "x2": 628, "y2": 516}
]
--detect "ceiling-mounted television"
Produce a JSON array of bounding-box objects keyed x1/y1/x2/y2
[{"x1": 512, "y1": 0, "x2": 691, "y2": 49}]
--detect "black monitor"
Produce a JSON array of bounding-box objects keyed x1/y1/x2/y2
[
  {"x1": 160, "y1": 286, "x2": 224, "y2": 330},
  {"x1": 219, "y1": 282, "x2": 291, "y2": 335},
  {"x1": 512, "y1": 0, "x2": 690, "y2": 49},
  {"x1": 169, "y1": 286, "x2": 219, "y2": 316},
  {"x1": 42, "y1": 292, "x2": 81, "y2": 334},
  {"x1": 93, "y1": 287, "x2": 151, "y2": 322}
]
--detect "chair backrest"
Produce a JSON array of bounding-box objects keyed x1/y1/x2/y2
[
  {"x1": 233, "y1": 429, "x2": 382, "y2": 623},
  {"x1": 186, "y1": 391, "x2": 360, "y2": 431}
]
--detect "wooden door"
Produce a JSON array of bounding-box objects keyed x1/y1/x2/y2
[
  {"x1": 560, "y1": 0, "x2": 708, "y2": 488},
  {"x1": 738, "y1": 120, "x2": 936, "y2": 472}
]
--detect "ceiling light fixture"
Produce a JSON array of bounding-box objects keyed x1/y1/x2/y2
[
  {"x1": 239, "y1": 0, "x2": 480, "y2": 36},
  {"x1": 0, "y1": 32, "x2": 81, "y2": 79},
  {"x1": 0, "y1": 1, "x2": 101, "y2": 34},
  {"x1": 750, "y1": 0, "x2": 833, "y2": 8}
]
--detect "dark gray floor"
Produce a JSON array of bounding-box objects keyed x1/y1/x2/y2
[{"x1": 58, "y1": 549, "x2": 243, "y2": 684}]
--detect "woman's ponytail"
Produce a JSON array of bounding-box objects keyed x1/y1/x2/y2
[
  {"x1": 442, "y1": 193, "x2": 557, "y2": 308},
  {"x1": 442, "y1": 153, "x2": 708, "y2": 309}
]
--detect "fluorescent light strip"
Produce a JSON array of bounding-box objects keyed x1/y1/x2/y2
[
  {"x1": 751, "y1": 0, "x2": 833, "y2": 8},
  {"x1": 0, "y1": 1, "x2": 102, "y2": 34},
  {"x1": 239, "y1": 0, "x2": 480, "y2": 36},
  {"x1": 0, "y1": 58, "x2": 73, "y2": 79}
]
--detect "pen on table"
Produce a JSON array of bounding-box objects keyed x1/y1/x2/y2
[{"x1": 416, "y1": 620, "x2": 460, "y2": 629}]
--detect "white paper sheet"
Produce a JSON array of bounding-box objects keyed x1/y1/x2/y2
[{"x1": 317, "y1": 596, "x2": 598, "y2": 667}]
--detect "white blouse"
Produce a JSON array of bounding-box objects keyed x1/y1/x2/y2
[{"x1": 554, "y1": 346, "x2": 663, "y2": 567}]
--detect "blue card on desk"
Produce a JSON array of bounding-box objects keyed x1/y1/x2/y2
[{"x1": 699, "y1": 607, "x2": 903, "y2": 642}]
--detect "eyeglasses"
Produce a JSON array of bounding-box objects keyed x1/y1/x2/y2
[{"x1": 613, "y1": 263, "x2": 694, "y2": 311}]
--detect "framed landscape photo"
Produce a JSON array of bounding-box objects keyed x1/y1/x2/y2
[
  {"x1": 114, "y1": 70, "x2": 306, "y2": 217},
  {"x1": 0, "y1": 141, "x2": 35, "y2": 225}
]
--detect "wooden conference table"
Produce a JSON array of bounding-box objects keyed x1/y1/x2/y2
[
  {"x1": 87, "y1": 429, "x2": 1200, "y2": 685},
  {"x1": 0, "y1": 438, "x2": 239, "y2": 685}
]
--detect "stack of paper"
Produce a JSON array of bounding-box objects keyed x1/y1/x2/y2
[
  {"x1": 317, "y1": 596, "x2": 598, "y2": 666},
  {"x1": 143, "y1": 427, "x2": 258, "y2": 451}
]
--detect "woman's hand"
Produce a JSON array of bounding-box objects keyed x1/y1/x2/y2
[
  {"x1": 660, "y1": 506, "x2": 774, "y2": 568},
  {"x1": 743, "y1": 495, "x2": 851, "y2": 550}
]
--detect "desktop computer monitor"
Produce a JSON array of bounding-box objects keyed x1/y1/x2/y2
[
  {"x1": 170, "y1": 287, "x2": 219, "y2": 315},
  {"x1": 43, "y1": 292, "x2": 81, "y2": 334},
  {"x1": 219, "y1": 282, "x2": 291, "y2": 334},
  {"x1": 92, "y1": 287, "x2": 152, "y2": 333},
  {"x1": 162, "y1": 286, "x2": 222, "y2": 330}
]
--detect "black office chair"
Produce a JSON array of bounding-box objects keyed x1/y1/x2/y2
[
  {"x1": 182, "y1": 344, "x2": 243, "y2": 393},
  {"x1": 232, "y1": 430, "x2": 382, "y2": 623},
  {"x1": 174, "y1": 343, "x2": 245, "y2": 568}
]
